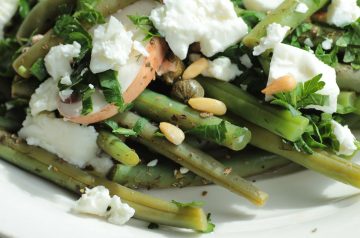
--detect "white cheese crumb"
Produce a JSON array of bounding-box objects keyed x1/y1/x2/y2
[
  {"x1": 59, "y1": 89, "x2": 73, "y2": 101},
  {"x1": 202, "y1": 57, "x2": 242, "y2": 82},
  {"x1": 0, "y1": 0, "x2": 19, "y2": 39},
  {"x1": 107, "y1": 196, "x2": 135, "y2": 225},
  {"x1": 147, "y1": 159, "x2": 158, "y2": 167},
  {"x1": 80, "y1": 68, "x2": 88, "y2": 76},
  {"x1": 74, "y1": 186, "x2": 111, "y2": 216},
  {"x1": 331, "y1": 120, "x2": 357, "y2": 156},
  {"x1": 133, "y1": 40, "x2": 149, "y2": 57},
  {"x1": 239, "y1": 54, "x2": 253, "y2": 69},
  {"x1": 295, "y1": 2, "x2": 309, "y2": 13},
  {"x1": 322, "y1": 38, "x2": 333, "y2": 50},
  {"x1": 29, "y1": 78, "x2": 59, "y2": 116},
  {"x1": 60, "y1": 75, "x2": 72, "y2": 86},
  {"x1": 18, "y1": 114, "x2": 111, "y2": 174},
  {"x1": 243, "y1": 0, "x2": 284, "y2": 12},
  {"x1": 327, "y1": 0, "x2": 360, "y2": 27},
  {"x1": 253, "y1": 23, "x2": 290, "y2": 56},
  {"x1": 73, "y1": 186, "x2": 135, "y2": 225},
  {"x1": 88, "y1": 84, "x2": 95, "y2": 89},
  {"x1": 44, "y1": 42, "x2": 81, "y2": 81},
  {"x1": 150, "y1": 0, "x2": 248, "y2": 60},
  {"x1": 304, "y1": 38, "x2": 314, "y2": 48},
  {"x1": 267, "y1": 43, "x2": 339, "y2": 114},
  {"x1": 90, "y1": 16, "x2": 133, "y2": 74},
  {"x1": 180, "y1": 167, "x2": 189, "y2": 174}
]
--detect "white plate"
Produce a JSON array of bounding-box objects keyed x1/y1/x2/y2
[{"x1": 1, "y1": 158, "x2": 360, "y2": 238}]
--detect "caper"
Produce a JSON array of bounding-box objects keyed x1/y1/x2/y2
[
  {"x1": 171, "y1": 79, "x2": 205, "y2": 103},
  {"x1": 160, "y1": 54, "x2": 185, "y2": 85}
]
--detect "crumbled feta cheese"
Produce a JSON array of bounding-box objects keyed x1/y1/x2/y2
[
  {"x1": 243, "y1": 0, "x2": 285, "y2": 13},
  {"x1": 0, "y1": 0, "x2": 19, "y2": 39},
  {"x1": 88, "y1": 84, "x2": 95, "y2": 89},
  {"x1": 18, "y1": 114, "x2": 111, "y2": 174},
  {"x1": 59, "y1": 89, "x2": 73, "y2": 101},
  {"x1": 331, "y1": 120, "x2": 357, "y2": 156},
  {"x1": 74, "y1": 186, "x2": 112, "y2": 216},
  {"x1": 90, "y1": 16, "x2": 133, "y2": 74},
  {"x1": 73, "y1": 186, "x2": 134, "y2": 226},
  {"x1": 180, "y1": 167, "x2": 189, "y2": 174},
  {"x1": 29, "y1": 79, "x2": 59, "y2": 116},
  {"x1": 107, "y1": 196, "x2": 135, "y2": 225},
  {"x1": 150, "y1": 0, "x2": 248, "y2": 59},
  {"x1": 147, "y1": 159, "x2": 158, "y2": 167},
  {"x1": 88, "y1": 154, "x2": 114, "y2": 176},
  {"x1": 202, "y1": 57, "x2": 242, "y2": 82},
  {"x1": 295, "y1": 2, "x2": 309, "y2": 13},
  {"x1": 44, "y1": 42, "x2": 81, "y2": 81},
  {"x1": 253, "y1": 23, "x2": 290, "y2": 56},
  {"x1": 133, "y1": 40, "x2": 149, "y2": 57},
  {"x1": 239, "y1": 54, "x2": 253, "y2": 69},
  {"x1": 60, "y1": 75, "x2": 72, "y2": 86},
  {"x1": 80, "y1": 68, "x2": 88, "y2": 76},
  {"x1": 267, "y1": 43, "x2": 339, "y2": 113},
  {"x1": 322, "y1": 38, "x2": 333, "y2": 50},
  {"x1": 304, "y1": 38, "x2": 314, "y2": 48},
  {"x1": 327, "y1": 0, "x2": 360, "y2": 27}
]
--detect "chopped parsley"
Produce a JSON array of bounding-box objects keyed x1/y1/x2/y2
[
  {"x1": 127, "y1": 15, "x2": 161, "y2": 41},
  {"x1": 30, "y1": 58, "x2": 48, "y2": 81},
  {"x1": 98, "y1": 70, "x2": 125, "y2": 110},
  {"x1": 189, "y1": 120, "x2": 227, "y2": 144},
  {"x1": 171, "y1": 200, "x2": 204, "y2": 208},
  {"x1": 104, "y1": 118, "x2": 147, "y2": 137},
  {"x1": 19, "y1": 0, "x2": 30, "y2": 19},
  {"x1": 203, "y1": 213, "x2": 215, "y2": 233}
]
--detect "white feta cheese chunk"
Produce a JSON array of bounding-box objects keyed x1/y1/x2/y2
[
  {"x1": 295, "y1": 2, "x2": 309, "y2": 13},
  {"x1": 239, "y1": 54, "x2": 253, "y2": 69},
  {"x1": 304, "y1": 38, "x2": 314, "y2": 48},
  {"x1": 107, "y1": 196, "x2": 135, "y2": 225},
  {"x1": 133, "y1": 40, "x2": 149, "y2": 57},
  {"x1": 59, "y1": 89, "x2": 73, "y2": 101},
  {"x1": 150, "y1": 0, "x2": 248, "y2": 60},
  {"x1": 60, "y1": 75, "x2": 72, "y2": 86},
  {"x1": 267, "y1": 43, "x2": 339, "y2": 113},
  {"x1": 29, "y1": 78, "x2": 59, "y2": 116},
  {"x1": 180, "y1": 167, "x2": 189, "y2": 174},
  {"x1": 147, "y1": 159, "x2": 158, "y2": 167},
  {"x1": 18, "y1": 114, "x2": 109, "y2": 173},
  {"x1": 44, "y1": 42, "x2": 81, "y2": 81},
  {"x1": 202, "y1": 57, "x2": 242, "y2": 82},
  {"x1": 243, "y1": 0, "x2": 285, "y2": 13},
  {"x1": 90, "y1": 16, "x2": 133, "y2": 74},
  {"x1": 253, "y1": 23, "x2": 290, "y2": 56},
  {"x1": 321, "y1": 38, "x2": 333, "y2": 50},
  {"x1": 88, "y1": 155, "x2": 114, "y2": 176},
  {"x1": 0, "y1": 0, "x2": 19, "y2": 39},
  {"x1": 74, "y1": 186, "x2": 111, "y2": 216},
  {"x1": 331, "y1": 120, "x2": 357, "y2": 156},
  {"x1": 327, "y1": 0, "x2": 360, "y2": 27}
]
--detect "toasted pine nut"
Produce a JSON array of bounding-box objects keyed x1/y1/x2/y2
[
  {"x1": 188, "y1": 97, "x2": 227, "y2": 116},
  {"x1": 159, "y1": 122, "x2": 185, "y2": 145},
  {"x1": 31, "y1": 34, "x2": 44, "y2": 45},
  {"x1": 261, "y1": 75, "x2": 297, "y2": 96},
  {"x1": 182, "y1": 58, "x2": 209, "y2": 80}
]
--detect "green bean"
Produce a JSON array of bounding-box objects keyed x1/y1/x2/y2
[
  {"x1": 0, "y1": 117, "x2": 21, "y2": 131},
  {"x1": 11, "y1": 76, "x2": 38, "y2": 99},
  {"x1": 226, "y1": 115, "x2": 360, "y2": 189},
  {"x1": 110, "y1": 148, "x2": 292, "y2": 189},
  {"x1": 113, "y1": 111, "x2": 268, "y2": 206},
  {"x1": 336, "y1": 64, "x2": 360, "y2": 93},
  {"x1": 337, "y1": 91, "x2": 356, "y2": 114},
  {"x1": 198, "y1": 77, "x2": 309, "y2": 142},
  {"x1": 0, "y1": 130, "x2": 209, "y2": 231},
  {"x1": 242, "y1": 0, "x2": 329, "y2": 48},
  {"x1": 16, "y1": 0, "x2": 75, "y2": 40},
  {"x1": 97, "y1": 131, "x2": 140, "y2": 166},
  {"x1": 133, "y1": 89, "x2": 251, "y2": 151}
]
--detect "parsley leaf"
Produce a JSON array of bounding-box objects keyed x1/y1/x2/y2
[
  {"x1": 74, "y1": 0, "x2": 105, "y2": 25},
  {"x1": 19, "y1": 0, "x2": 30, "y2": 19},
  {"x1": 78, "y1": 84, "x2": 95, "y2": 115},
  {"x1": 314, "y1": 44, "x2": 339, "y2": 67},
  {"x1": 98, "y1": 70, "x2": 124, "y2": 110},
  {"x1": 127, "y1": 15, "x2": 161, "y2": 41},
  {"x1": 30, "y1": 58, "x2": 48, "y2": 81},
  {"x1": 271, "y1": 74, "x2": 329, "y2": 115},
  {"x1": 104, "y1": 118, "x2": 146, "y2": 137},
  {"x1": 189, "y1": 120, "x2": 227, "y2": 144},
  {"x1": 171, "y1": 200, "x2": 204, "y2": 208},
  {"x1": 203, "y1": 213, "x2": 215, "y2": 233}
]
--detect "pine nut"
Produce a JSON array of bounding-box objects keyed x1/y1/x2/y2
[
  {"x1": 261, "y1": 75, "x2": 297, "y2": 96},
  {"x1": 188, "y1": 97, "x2": 227, "y2": 116},
  {"x1": 182, "y1": 58, "x2": 209, "y2": 80},
  {"x1": 159, "y1": 122, "x2": 185, "y2": 145}
]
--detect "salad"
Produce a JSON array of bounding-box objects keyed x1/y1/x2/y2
[{"x1": 1, "y1": 0, "x2": 360, "y2": 233}]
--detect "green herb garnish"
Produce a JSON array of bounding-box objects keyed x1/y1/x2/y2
[{"x1": 127, "y1": 15, "x2": 161, "y2": 41}]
